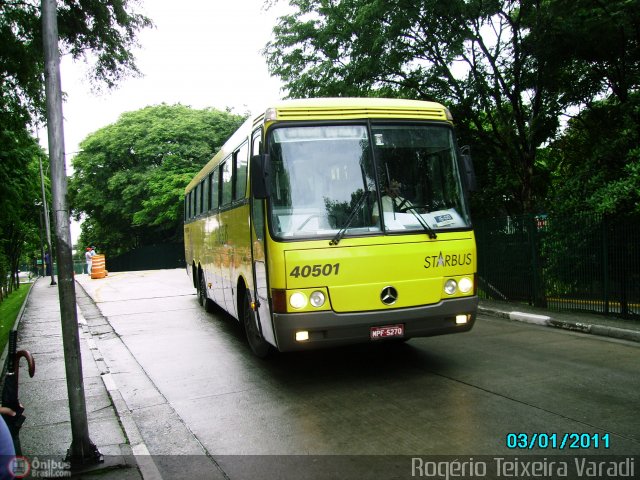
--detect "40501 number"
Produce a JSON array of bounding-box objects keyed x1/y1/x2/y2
[{"x1": 289, "y1": 263, "x2": 340, "y2": 278}]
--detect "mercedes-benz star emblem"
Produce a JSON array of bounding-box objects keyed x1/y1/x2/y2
[{"x1": 380, "y1": 286, "x2": 398, "y2": 305}]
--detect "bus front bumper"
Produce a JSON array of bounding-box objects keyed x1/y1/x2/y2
[{"x1": 272, "y1": 296, "x2": 478, "y2": 352}]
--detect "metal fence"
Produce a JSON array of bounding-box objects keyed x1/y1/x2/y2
[
  {"x1": 33, "y1": 244, "x2": 185, "y2": 276},
  {"x1": 475, "y1": 214, "x2": 640, "y2": 319},
  {"x1": 106, "y1": 243, "x2": 185, "y2": 272}
]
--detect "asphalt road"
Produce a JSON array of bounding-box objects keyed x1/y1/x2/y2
[{"x1": 76, "y1": 269, "x2": 639, "y2": 477}]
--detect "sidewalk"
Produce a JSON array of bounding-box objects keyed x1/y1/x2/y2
[
  {"x1": 479, "y1": 298, "x2": 640, "y2": 343},
  {"x1": 10, "y1": 278, "x2": 142, "y2": 479}
]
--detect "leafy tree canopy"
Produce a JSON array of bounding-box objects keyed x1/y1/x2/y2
[
  {"x1": 0, "y1": 0, "x2": 152, "y2": 124},
  {"x1": 69, "y1": 104, "x2": 246, "y2": 254},
  {"x1": 0, "y1": 0, "x2": 152, "y2": 298},
  {"x1": 265, "y1": 0, "x2": 640, "y2": 216},
  {"x1": 532, "y1": 0, "x2": 640, "y2": 106},
  {"x1": 546, "y1": 92, "x2": 640, "y2": 217},
  {"x1": 0, "y1": 125, "x2": 45, "y2": 296}
]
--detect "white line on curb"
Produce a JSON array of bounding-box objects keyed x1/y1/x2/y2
[{"x1": 509, "y1": 311, "x2": 552, "y2": 325}]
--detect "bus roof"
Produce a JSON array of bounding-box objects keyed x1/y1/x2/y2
[
  {"x1": 262, "y1": 97, "x2": 452, "y2": 122},
  {"x1": 186, "y1": 98, "x2": 452, "y2": 193}
]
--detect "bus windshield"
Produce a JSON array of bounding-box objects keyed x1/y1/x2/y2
[{"x1": 267, "y1": 123, "x2": 471, "y2": 239}]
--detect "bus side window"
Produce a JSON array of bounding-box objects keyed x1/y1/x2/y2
[
  {"x1": 252, "y1": 131, "x2": 261, "y2": 156},
  {"x1": 195, "y1": 183, "x2": 201, "y2": 216},
  {"x1": 234, "y1": 142, "x2": 248, "y2": 201},
  {"x1": 251, "y1": 129, "x2": 265, "y2": 242},
  {"x1": 202, "y1": 178, "x2": 209, "y2": 212},
  {"x1": 200, "y1": 180, "x2": 206, "y2": 213},
  {"x1": 268, "y1": 144, "x2": 287, "y2": 206},
  {"x1": 210, "y1": 169, "x2": 219, "y2": 210},
  {"x1": 221, "y1": 158, "x2": 233, "y2": 206}
]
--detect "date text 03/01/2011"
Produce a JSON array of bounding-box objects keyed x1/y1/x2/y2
[{"x1": 506, "y1": 433, "x2": 610, "y2": 450}]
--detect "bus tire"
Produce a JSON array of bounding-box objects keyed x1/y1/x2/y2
[
  {"x1": 243, "y1": 291, "x2": 271, "y2": 358},
  {"x1": 198, "y1": 271, "x2": 216, "y2": 313}
]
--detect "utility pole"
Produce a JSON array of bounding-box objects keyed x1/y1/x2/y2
[
  {"x1": 35, "y1": 202, "x2": 46, "y2": 277},
  {"x1": 41, "y1": 0, "x2": 102, "y2": 466},
  {"x1": 38, "y1": 155, "x2": 56, "y2": 285}
]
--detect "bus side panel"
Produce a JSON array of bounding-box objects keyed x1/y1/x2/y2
[
  {"x1": 184, "y1": 221, "x2": 194, "y2": 285},
  {"x1": 190, "y1": 214, "x2": 205, "y2": 285},
  {"x1": 206, "y1": 214, "x2": 226, "y2": 308},
  {"x1": 219, "y1": 202, "x2": 252, "y2": 320}
]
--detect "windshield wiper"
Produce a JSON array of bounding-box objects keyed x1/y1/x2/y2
[
  {"x1": 329, "y1": 191, "x2": 370, "y2": 246},
  {"x1": 403, "y1": 206, "x2": 438, "y2": 239}
]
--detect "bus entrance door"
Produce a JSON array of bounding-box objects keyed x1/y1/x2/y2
[{"x1": 250, "y1": 198, "x2": 276, "y2": 347}]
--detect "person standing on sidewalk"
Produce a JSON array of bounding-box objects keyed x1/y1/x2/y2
[
  {"x1": 44, "y1": 252, "x2": 52, "y2": 277},
  {"x1": 85, "y1": 247, "x2": 94, "y2": 275}
]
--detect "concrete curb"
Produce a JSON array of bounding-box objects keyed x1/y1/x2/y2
[
  {"x1": 76, "y1": 282, "x2": 162, "y2": 480},
  {"x1": 509, "y1": 311, "x2": 551, "y2": 326},
  {"x1": 478, "y1": 306, "x2": 640, "y2": 343}
]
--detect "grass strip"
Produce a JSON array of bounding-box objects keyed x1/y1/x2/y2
[{"x1": 0, "y1": 283, "x2": 32, "y2": 354}]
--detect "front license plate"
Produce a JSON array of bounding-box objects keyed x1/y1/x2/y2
[{"x1": 370, "y1": 324, "x2": 404, "y2": 340}]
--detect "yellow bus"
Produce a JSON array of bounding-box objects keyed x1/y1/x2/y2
[{"x1": 184, "y1": 98, "x2": 478, "y2": 357}]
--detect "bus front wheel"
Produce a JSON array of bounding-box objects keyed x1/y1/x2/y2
[{"x1": 243, "y1": 292, "x2": 271, "y2": 358}]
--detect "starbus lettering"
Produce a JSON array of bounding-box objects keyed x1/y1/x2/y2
[{"x1": 424, "y1": 252, "x2": 472, "y2": 269}]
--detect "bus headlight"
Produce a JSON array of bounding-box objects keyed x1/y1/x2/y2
[
  {"x1": 444, "y1": 279, "x2": 457, "y2": 295},
  {"x1": 309, "y1": 291, "x2": 326, "y2": 308},
  {"x1": 458, "y1": 277, "x2": 473, "y2": 294},
  {"x1": 289, "y1": 292, "x2": 307, "y2": 309}
]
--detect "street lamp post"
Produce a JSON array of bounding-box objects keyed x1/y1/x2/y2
[
  {"x1": 42, "y1": 0, "x2": 101, "y2": 466},
  {"x1": 34, "y1": 201, "x2": 46, "y2": 277},
  {"x1": 38, "y1": 156, "x2": 56, "y2": 285}
]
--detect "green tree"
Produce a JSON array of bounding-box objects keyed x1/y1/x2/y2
[
  {"x1": 546, "y1": 93, "x2": 640, "y2": 217},
  {"x1": 265, "y1": 0, "x2": 567, "y2": 215},
  {"x1": 536, "y1": 0, "x2": 639, "y2": 217},
  {"x1": 0, "y1": 0, "x2": 152, "y2": 123},
  {"x1": 265, "y1": 0, "x2": 639, "y2": 216},
  {"x1": 69, "y1": 104, "x2": 246, "y2": 254},
  {"x1": 531, "y1": 0, "x2": 640, "y2": 106},
  {"x1": 0, "y1": 125, "x2": 45, "y2": 299},
  {"x1": 0, "y1": 0, "x2": 152, "y2": 300}
]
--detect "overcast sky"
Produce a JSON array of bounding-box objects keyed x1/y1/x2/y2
[
  {"x1": 56, "y1": 0, "x2": 287, "y2": 158},
  {"x1": 49, "y1": 0, "x2": 289, "y2": 244}
]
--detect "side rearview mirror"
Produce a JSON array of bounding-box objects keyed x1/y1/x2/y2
[
  {"x1": 460, "y1": 146, "x2": 477, "y2": 192},
  {"x1": 251, "y1": 154, "x2": 271, "y2": 199}
]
